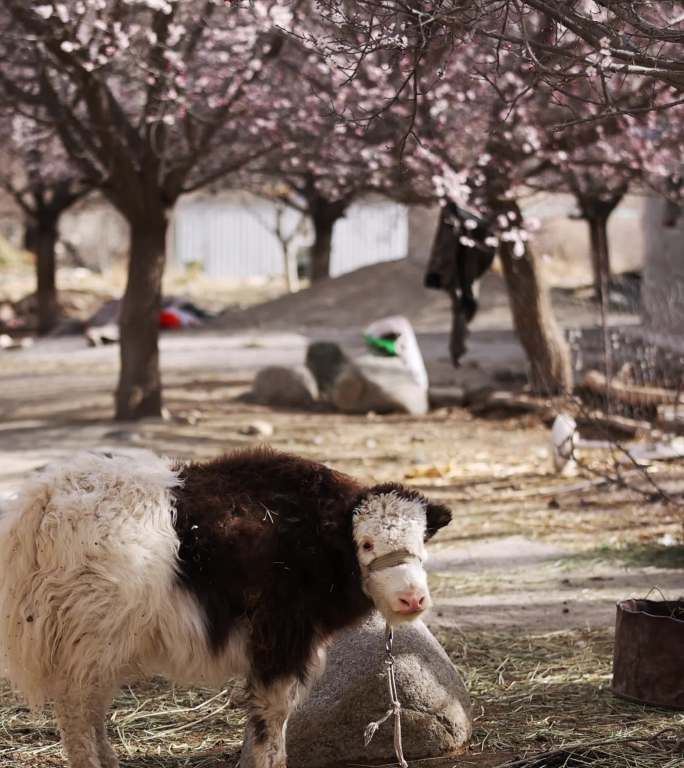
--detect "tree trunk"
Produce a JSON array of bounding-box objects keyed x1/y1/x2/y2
[
  {"x1": 283, "y1": 245, "x2": 300, "y2": 293},
  {"x1": 497, "y1": 202, "x2": 573, "y2": 394},
  {"x1": 308, "y1": 197, "x2": 348, "y2": 282},
  {"x1": 587, "y1": 212, "x2": 611, "y2": 300},
  {"x1": 115, "y1": 211, "x2": 168, "y2": 421},
  {"x1": 310, "y1": 213, "x2": 336, "y2": 282},
  {"x1": 25, "y1": 217, "x2": 59, "y2": 335}
]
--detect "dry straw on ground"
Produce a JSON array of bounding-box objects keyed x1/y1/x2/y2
[
  {"x1": 439, "y1": 628, "x2": 684, "y2": 768},
  {"x1": 2, "y1": 627, "x2": 683, "y2": 768}
]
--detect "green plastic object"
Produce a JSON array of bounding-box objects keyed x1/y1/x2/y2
[{"x1": 365, "y1": 334, "x2": 398, "y2": 357}]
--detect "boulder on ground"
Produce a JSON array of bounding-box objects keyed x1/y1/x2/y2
[
  {"x1": 241, "y1": 613, "x2": 472, "y2": 768},
  {"x1": 306, "y1": 341, "x2": 350, "y2": 399},
  {"x1": 333, "y1": 355, "x2": 429, "y2": 415},
  {"x1": 251, "y1": 366, "x2": 318, "y2": 408},
  {"x1": 364, "y1": 315, "x2": 429, "y2": 389}
]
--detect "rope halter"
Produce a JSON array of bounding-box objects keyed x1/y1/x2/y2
[
  {"x1": 364, "y1": 623, "x2": 409, "y2": 768},
  {"x1": 366, "y1": 548, "x2": 421, "y2": 573}
]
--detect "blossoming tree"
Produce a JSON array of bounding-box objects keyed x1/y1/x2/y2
[
  {"x1": 0, "y1": 0, "x2": 290, "y2": 419},
  {"x1": 0, "y1": 116, "x2": 90, "y2": 334}
]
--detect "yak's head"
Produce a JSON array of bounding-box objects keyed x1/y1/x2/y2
[{"x1": 352, "y1": 484, "x2": 451, "y2": 625}]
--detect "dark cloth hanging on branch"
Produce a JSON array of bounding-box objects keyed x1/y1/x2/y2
[{"x1": 424, "y1": 202, "x2": 496, "y2": 365}]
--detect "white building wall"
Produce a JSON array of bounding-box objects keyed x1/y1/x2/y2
[
  {"x1": 330, "y1": 199, "x2": 408, "y2": 277},
  {"x1": 172, "y1": 193, "x2": 408, "y2": 279}
]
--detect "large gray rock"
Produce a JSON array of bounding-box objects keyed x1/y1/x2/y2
[
  {"x1": 332, "y1": 356, "x2": 429, "y2": 416},
  {"x1": 306, "y1": 341, "x2": 350, "y2": 399},
  {"x1": 242, "y1": 614, "x2": 471, "y2": 768},
  {"x1": 252, "y1": 366, "x2": 319, "y2": 408},
  {"x1": 364, "y1": 316, "x2": 429, "y2": 391}
]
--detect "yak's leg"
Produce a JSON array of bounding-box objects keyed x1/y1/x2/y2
[
  {"x1": 86, "y1": 686, "x2": 119, "y2": 768},
  {"x1": 247, "y1": 676, "x2": 299, "y2": 768},
  {"x1": 55, "y1": 694, "x2": 103, "y2": 768}
]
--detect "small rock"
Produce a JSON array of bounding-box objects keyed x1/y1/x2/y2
[
  {"x1": 252, "y1": 366, "x2": 319, "y2": 409},
  {"x1": 305, "y1": 341, "x2": 349, "y2": 399},
  {"x1": 365, "y1": 438, "x2": 377, "y2": 449},
  {"x1": 181, "y1": 409, "x2": 202, "y2": 426},
  {"x1": 240, "y1": 420, "x2": 275, "y2": 437}
]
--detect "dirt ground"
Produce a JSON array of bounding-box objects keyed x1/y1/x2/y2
[{"x1": 1, "y1": 265, "x2": 683, "y2": 768}]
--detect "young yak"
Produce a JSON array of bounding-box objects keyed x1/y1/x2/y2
[{"x1": 0, "y1": 448, "x2": 451, "y2": 768}]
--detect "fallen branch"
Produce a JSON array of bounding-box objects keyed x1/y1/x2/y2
[
  {"x1": 469, "y1": 391, "x2": 554, "y2": 420},
  {"x1": 575, "y1": 411, "x2": 651, "y2": 439},
  {"x1": 583, "y1": 370, "x2": 683, "y2": 408}
]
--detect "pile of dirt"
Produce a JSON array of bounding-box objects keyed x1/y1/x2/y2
[
  {"x1": 219, "y1": 259, "x2": 457, "y2": 332},
  {"x1": 217, "y1": 257, "x2": 645, "y2": 340}
]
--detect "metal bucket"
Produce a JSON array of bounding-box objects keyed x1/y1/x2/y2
[{"x1": 612, "y1": 598, "x2": 684, "y2": 710}]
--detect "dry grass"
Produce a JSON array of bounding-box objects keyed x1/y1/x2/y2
[
  {"x1": 438, "y1": 627, "x2": 684, "y2": 768},
  {"x1": 2, "y1": 628, "x2": 683, "y2": 768},
  {"x1": 0, "y1": 680, "x2": 246, "y2": 768}
]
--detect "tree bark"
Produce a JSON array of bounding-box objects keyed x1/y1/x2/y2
[
  {"x1": 309, "y1": 198, "x2": 348, "y2": 282},
  {"x1": 283, "y1": 245, "x2": 300, "y2": 293},
  {"x1": 115, "y1": 210, "x2": 168, "y2": 421},
  {"x1": 497, "y1": 202, "x2": 573, "y2": 394},
  {"x1": 24, "y1": 217, "x2": 59, "y2": 335},
  {"x1": 310, "y1": 212, "x2": 336, "y2": 281},
  {"x1": 587, "y1": 212, "x2": 611, "y2": 299},
  {"x1": 573, "y1": 184, "x2": 625, "y2": 300}
]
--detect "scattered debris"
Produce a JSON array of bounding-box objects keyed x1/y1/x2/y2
[
  {"x1": 84, "y1": 296, "x2": 212, "y2": 346},
  {"x1": 657, "y1": 404, "x2": 684, "y2": 436},
  {"x1": 240, "y1": 420, "x2": 275, "y2": 437},
  {"x1": 0, "y1": 334, "x2": 33, "y2": 351}
]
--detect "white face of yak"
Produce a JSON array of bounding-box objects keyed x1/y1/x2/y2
[{"x1": 353, "y1": 486, "x2": 452, "y2": 625}]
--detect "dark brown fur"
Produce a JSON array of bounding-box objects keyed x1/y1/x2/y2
[{"x1": 172, "y1": 448, "x2": 451, "y2": 688}]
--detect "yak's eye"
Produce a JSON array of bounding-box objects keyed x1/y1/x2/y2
[{"x1": 362, "y1": 541, "x2": 374, "y2": 552}]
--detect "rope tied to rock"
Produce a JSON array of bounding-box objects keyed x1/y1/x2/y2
[{"x1": 363, "y1": 623, "x2": 408, "y2": 768}]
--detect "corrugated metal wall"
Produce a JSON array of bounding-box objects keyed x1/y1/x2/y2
[{"x1": 172, "y1": 195, "x2": 408, "y2": 278}]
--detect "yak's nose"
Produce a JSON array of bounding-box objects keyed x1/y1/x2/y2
[{"x1": 395, "y1": 590, "x2": 428, "y2": 614}]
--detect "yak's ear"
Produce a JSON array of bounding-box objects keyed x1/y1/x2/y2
[{"x1": 425, "y1": 502, "x2": 452, "y2": 540}]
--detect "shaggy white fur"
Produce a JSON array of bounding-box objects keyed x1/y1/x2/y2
[
  {"x1": 0, "y1": 451, "x2": 251, "y2": 709},
  {"x1": 353, "y1": 492, "x2": 430, "y2": 622}
]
